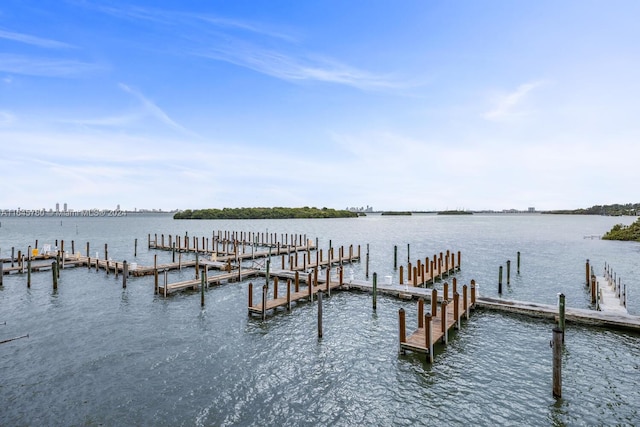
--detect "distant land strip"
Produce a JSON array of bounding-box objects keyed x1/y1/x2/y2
[
  {"x1": 437, "y1": 210, "x2": 473, "y2": 215},
  {"x1": 544, "y1": 203, "x2": 640, "y2": 216},
  {"x1": 173, "y1": 207, "x2": 360, "y2": 220},
  {"x1": 380, "y1": 211, "x2": 411, "y2": 216}
]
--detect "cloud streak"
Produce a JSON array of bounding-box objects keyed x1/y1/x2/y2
[
  {"x1": 0, "y1": 54, "x2": 104, "y2": 77},
  {"x1": 83, "y1": 2, "x2": 400, "y2": 90},
  {"x1": 483, "y1": 81, "x2": 545, "y2": 121},
  {"x1": 0, "y1": 28, "x2": 75, "y2": 49},
  {"x1": 195, "y1": 45, "x2": 402, "y2": 90},
  {"x1": 118, "y1": 83, "x2": 199, "y2": 138}
]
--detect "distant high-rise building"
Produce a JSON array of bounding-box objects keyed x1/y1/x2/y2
[
  {"x1": 55, "y1": 203, "x2": 59, "y2": 212},
  {"x1": 117, "y1": 204, "x2": 120, "y2": 210},
  {"x1": 63, "y1": 203, "x2": 68, "y2": 212}
]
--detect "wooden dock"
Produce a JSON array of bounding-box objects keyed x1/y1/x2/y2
[
  {"x1": 247, "y1": 274, "x2": 344, "y2": 318},
  {"x1": 398, "y1": 250, "x2": 461, "y2": 287},
  {"x1": 475, "y1": 297, "x2": 640, "y2": 332},
  {"x1": 596, "y1": 275, "x2": 628, "y2": 315},
  {"x1": 157, "y1": 268, "x2": 260, "y2": 296},
  {"x1": 399, "y1": 283, "x2": 476, "y2": 362}
]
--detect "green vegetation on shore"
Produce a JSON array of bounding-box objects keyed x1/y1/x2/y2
[
  {"x1": 602, "y1": 217, "x2": 640, "y2": 242},
  {"x1": 380, "y1": 211, "x2": 412, "y2": 216},
  {"x1": 545, "y1": 203, "x2": 640, "y2": 216},
  {"x1": 173, "y1": 207, "x2": 359, "y2": 220}
]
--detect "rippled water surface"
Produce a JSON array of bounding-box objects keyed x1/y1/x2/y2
[{"x1": 1, "y1": 213, "x2": 639, "y2": 426}]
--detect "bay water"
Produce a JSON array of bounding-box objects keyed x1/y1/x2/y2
[{"x1": 1, "y1": 213, "x2": 638, "y2": 426}]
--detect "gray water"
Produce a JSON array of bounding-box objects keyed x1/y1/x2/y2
[{"x1": 1, "y1": 213, "x2": 639, "y2": 426}]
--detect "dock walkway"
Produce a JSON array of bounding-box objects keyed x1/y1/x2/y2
[
  {"x1": 596, "y1": 275, "x2": 627, "y2": 315},
  {"x1": 475, "y1": 297, "x2": 640, "y2": 332},
  {"x1": 157, "y1": 268, "x2": 260, "y2": 295},
  {"x1": 399, "y1": 283, "x2": 476, "y2": 362}
]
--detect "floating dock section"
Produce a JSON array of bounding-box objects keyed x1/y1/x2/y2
[{"x1": 399, "y1": 281, "x2": 476, "y2": 362}]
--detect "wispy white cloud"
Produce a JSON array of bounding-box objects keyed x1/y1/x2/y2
[
  {"x1": 78, "y1": 2, "x2": 298, "y2": 42},
  {"x1": 0, "y1": 53, "x2": 104, "y2": 77},
  {"x1": 195, "y1": 45, "x2": 402, "y2": 90},
  {"x1": 81, "y1": 2, "x2": 399, "y2": 90},
  {"x1": 118, "y1": 83, "x2": 199, "y2": 138},
  {"x1": 483, "y1": 81, "x2": 545, "y2": 121},
  {"x1": 0, "y1": 28, "x2": 75, "y2": 49}
]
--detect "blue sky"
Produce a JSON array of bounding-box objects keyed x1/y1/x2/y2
[{"x1": 1, "y1": 1, "x2": 639, "y2": 211}]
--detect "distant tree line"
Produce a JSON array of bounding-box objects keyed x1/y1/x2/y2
[
  {"x1": 545, "y1": 203, "x2": 640, "y2": 216},
  {"x1": 602, "y1": 218, "x2": 640, "y2": 242},
  {"x1": 173, "y1": 207, "x2": 359, "y2": 220},
  {"x1": 381, "y1": 211, "x2": 412, "y2": 216}
]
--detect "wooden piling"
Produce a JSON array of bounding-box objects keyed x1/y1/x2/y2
[
  {"x1": 498, "y1": 266, "x2": 503, "y2": 294},
  {"x1": 585, "y1": 259, "x2": 590, "y2": 286},
  {"x1": 287, "y1": 279, "x2": 292, "y2": 310},
  {"x1": 273, "y1": 277, "x2": 279, "y2": 299},
  {"x1": 248, "y1": 282, "x2": 253, "y2": 313},
  {"x1": 454, "y1": 293, "x2": 460, "y2": 329},
  {"x1": 52, "y1": 261, "x2": 58, "y2": 290},
  {"x1": 471, "y1": 281, "x2": 476, "y2": 306},
  {"x1": 398, "y1": 308, "x2": 406, "y2": 353},
  {"x1": 506, "y1": 260, "x2": 511, "y2": 285},
  {"x1": 262, "y1": 285, "x2": 267, "y2": 321},
  {"x1": 425, "y1": 314, "x2": 433, "y2": 363},
  {"x1": 163, "y1": 270, "x2": 168, "y2": 297},
  {"x1": 558, "y1": 293, "x2": 565, "y2": 342},
  {"x1": 399, "y1": 266, "x2": 404, "y2": 285},
  {"x1": 86, "y1": 242, "x2": 90, "y2": 258},
  {"x1": 134, "y1": 238, "x2": 138, "y2": 257},
  {"x1": 441, "y1": 300, "x2": 448, "y2": 344},
  {"x1": 122, "y1": 260, "x2": 128, "y2": 289},
  {"x1": 463, "y1": 285, "x2": 469, "y2": 319},
  {"x1": 0, "y1": 261, "x2": 3, "y2": 286},
  {"x1": 418, "y1": 298, "x2": 424, "y2": 328},
  {"x1": 326, "y1": 266, "x2": 330, "y2": 295},
  {"x1": 201, "y1": 274, "x2": 205, "y2": 307},
  {"x1": 552, "y1": 327, "x2": 562, "y2": 398},
  {"x1": 366, "y1": 244, "x2": 370, "y2": 278},
  {"x1": 104, "y1": 243, "x2": 108, "y2": 261},
  {"x1": 318, "y1": 291, "x2": 323, "y2": 338},
  {"x1": 394, "y1": 245, "x2": 398, "y2": 269},
  {"x1": 431, "y1": 289, "x2": 437, "y2": 317},
  {"x1": 517, "y1": 251, "x2": 521, "y2": 274},
  {"x1": 27, "y1": 257, "x2": 31, "y2": 288},
  {"x1": 295, "y1": 271, "x2": 300, "y2": 292},
  {"x1": 372, "y1": 272, "x2": 377, "y2": 310}
]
